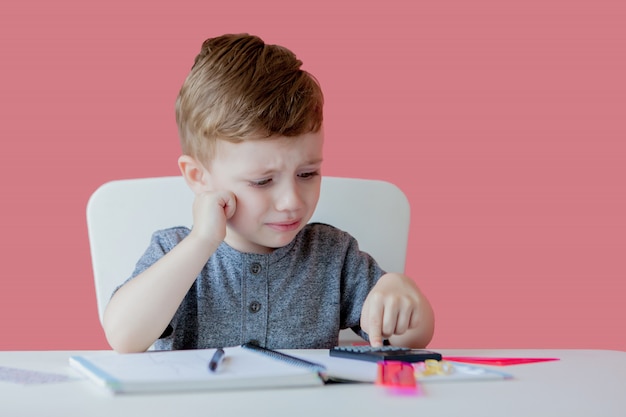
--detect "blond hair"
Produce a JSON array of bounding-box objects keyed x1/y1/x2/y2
[{"x1": 175, "y1": 34, "x2": 324, "y2": 163}]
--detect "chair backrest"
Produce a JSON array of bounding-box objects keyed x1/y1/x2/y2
[{"x1": 86, "y1": 176, "x2": 410, "y2": 342}]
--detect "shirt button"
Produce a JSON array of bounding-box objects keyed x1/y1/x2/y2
[
  {"x1": 248, "y1": 301, "x2": 262, "y2": 313},
  {"x1": 250, "y1": 262, "x2": 262, "y2": 274}
]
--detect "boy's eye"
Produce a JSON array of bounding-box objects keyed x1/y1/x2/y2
[
  {"x1": 250, "y1": 178, "x2": 272, "y2": 187},
  {"x1": 298, "y1": 171, "x2": 319, "y2": 179}
]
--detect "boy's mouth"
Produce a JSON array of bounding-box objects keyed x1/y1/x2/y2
[{"x1": 265, "y1": 220, "x2": 302, "y2": 232}]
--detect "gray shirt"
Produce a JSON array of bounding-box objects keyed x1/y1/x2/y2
[{"x1": 125, "y1": 223, "x2": 385, "y2": 350}]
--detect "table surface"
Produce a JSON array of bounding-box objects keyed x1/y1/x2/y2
[{"x1": 2, "y1": 349, "x2": 625, "y2": 417}]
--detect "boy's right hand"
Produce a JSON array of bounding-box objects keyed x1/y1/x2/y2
[{"x1": 189, "y1": 190, "x2": 237, "y2": 247}]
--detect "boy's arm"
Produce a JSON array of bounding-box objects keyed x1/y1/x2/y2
[
  {"x1": 103, "y1": 191, "x2": 235, "y2": 353},
  {"x1": 360, "y1": 273, "x2": 435, "y2": 348},
  {"x1": 102, "y1": 233, "x2": 218, "y2": 353}
]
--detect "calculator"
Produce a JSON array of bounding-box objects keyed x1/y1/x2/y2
[{"x1": 330, "y1": 345, "x2": 442, "y2": 363}]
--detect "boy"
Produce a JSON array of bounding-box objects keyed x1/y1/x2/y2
[{"x1": 103, "y1": 34, "x2": 434, "y2": 353}]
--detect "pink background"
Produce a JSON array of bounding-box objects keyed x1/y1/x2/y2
[{"x1": 1, "y1": 0, "x2": 624, "y2": 350}]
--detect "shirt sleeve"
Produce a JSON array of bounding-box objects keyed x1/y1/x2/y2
[
  {"x1": 338, "y1": 231, "x2": 386, "y2": 331},
  {"x1": 110, "y1": 227, "x2": 190, "y2": 297}
]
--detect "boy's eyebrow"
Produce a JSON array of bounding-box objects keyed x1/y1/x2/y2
[
  {"x1": 253, "y1": 158, "x2": 324, "y2": 176},
  {"x1": 303, "y1": 157, "x2": 324, "y2": 166}
]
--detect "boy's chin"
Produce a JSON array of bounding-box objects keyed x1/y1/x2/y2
[
  {"x1": 264, "y1": 235, "x2": 298, "y2": 250},
  {"x1": 262, "y1": 230, "x2": 302, "y2": 250}
]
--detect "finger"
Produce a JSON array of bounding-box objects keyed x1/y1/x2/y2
[
  {"x1": 393, "y1": 306, "x2": 412, "y2": 336},
  {"x1": 363, "y1": 298, "x2": 385, "y2": 347},
  {"x1": 381, "y1": 306, "x2": 399, "y2": 338},
  {"x1": 369, "y1": 329, "x2": 384, "y2": 348},
  {"x1": 408, "y1": 308, "x2": 421, "y2": 330},
  {"x1": 220, "y1": 192, "x2": 237, "y2": 219}
]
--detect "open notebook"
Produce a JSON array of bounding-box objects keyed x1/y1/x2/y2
[{"x1": 69, "y1": 344, "x2": 334, "y2": 394}]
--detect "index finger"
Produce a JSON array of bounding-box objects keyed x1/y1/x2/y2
[{"x1": 366, "y1": 302, "x2": 385, "y2": 348}]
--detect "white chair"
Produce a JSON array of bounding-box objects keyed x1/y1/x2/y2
[{"x1": 86, "y1": 176, "x2": 410, "y2": 343}]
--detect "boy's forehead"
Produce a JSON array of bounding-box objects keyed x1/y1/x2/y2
[{"x1": 211, "y1": 131, "x2": 324, "y2": 169}]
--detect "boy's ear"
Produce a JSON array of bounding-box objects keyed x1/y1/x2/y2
[{"x1": 178, "y1": 155, "x2": 211, "y2": 194}]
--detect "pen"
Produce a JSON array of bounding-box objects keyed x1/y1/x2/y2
[{"x1": 208, "y1": 348, "x2": 226, "y2": 372}]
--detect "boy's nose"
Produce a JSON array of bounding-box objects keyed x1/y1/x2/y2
[{"x1": 275, "y1": 181, "x2": 304, "y2": 212}]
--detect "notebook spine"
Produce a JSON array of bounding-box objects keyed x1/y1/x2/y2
[{"x1": 241, "y1": 343, "x2": 326, "y2": 372}]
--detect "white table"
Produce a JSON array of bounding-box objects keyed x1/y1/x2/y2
[{"x1": 2, "y1": 349, "x2": 625, "y2": 417}]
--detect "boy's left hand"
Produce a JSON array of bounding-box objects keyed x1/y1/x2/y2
[{"x1": 360, "y1": 273, "x2": 431, "y2": 348}]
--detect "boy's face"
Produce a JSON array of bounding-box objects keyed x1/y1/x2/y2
[{"x1": 207, "y1": 130, "x2": 324, "y2": 254}]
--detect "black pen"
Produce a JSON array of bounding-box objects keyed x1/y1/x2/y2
[{"x1": 208, "y1": 348, "x2": 226, "y2": 372}]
